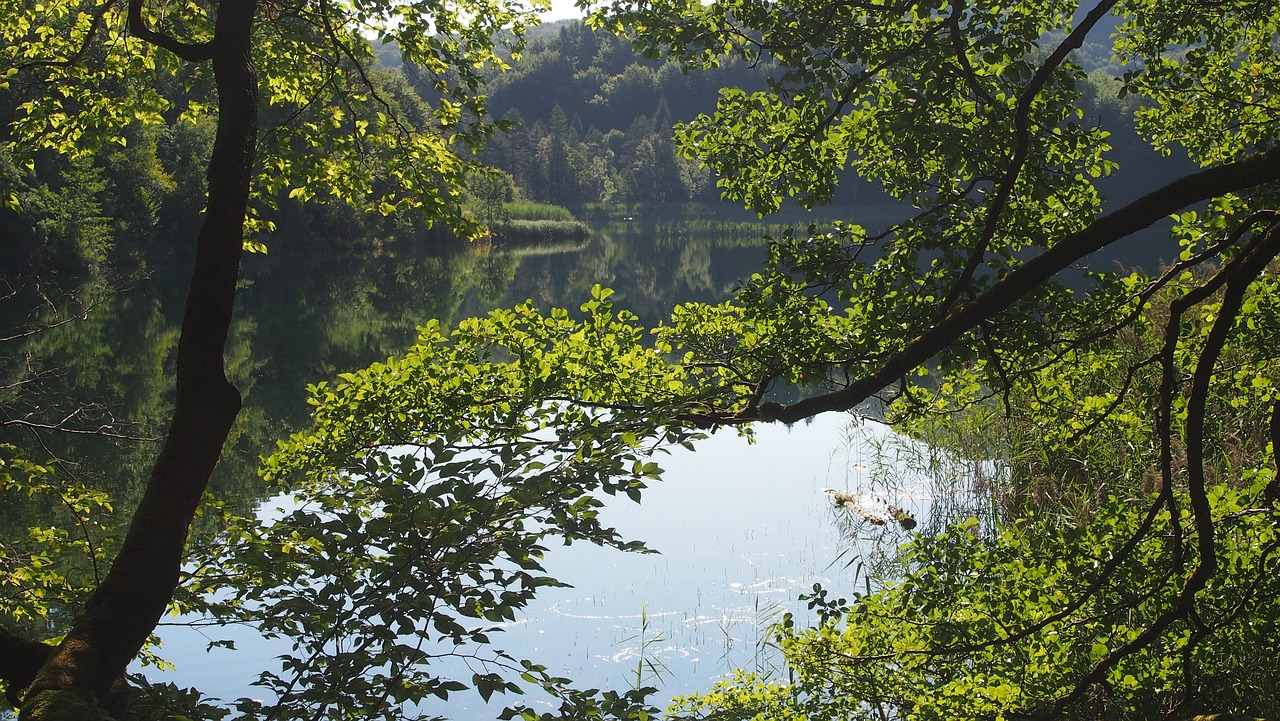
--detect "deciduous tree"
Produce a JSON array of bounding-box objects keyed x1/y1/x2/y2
[
  {"x1": 0, "y1": 0, "x2": 535, "y2": 715},
  {"x1": 171, "y1": 0, "x2": 1280, "y2": 714},
  {"x1": 6, "y1": 0, "x2": 1280, "y2": 717}
]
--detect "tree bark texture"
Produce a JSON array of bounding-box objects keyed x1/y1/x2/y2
[{"x1": 12, "y1": 1, "x2": 258, "y2": 716}]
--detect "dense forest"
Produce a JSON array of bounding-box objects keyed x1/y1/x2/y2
[
  {"x1": 474, "y1": 22, "x2": 772, "y2": 205},
  {"x1": 2, "y1": 20, "x2": 758, "y2": 279},
  {"x1": 470, "y1": 20, "x2": 1187, "y2": 209}
]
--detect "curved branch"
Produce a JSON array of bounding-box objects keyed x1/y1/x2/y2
[
  {"x1": 1034, "y1": 215, "x2": 1280, "y2": 720},
  {"x1": 127, "y1": 0, "x2": 215, "y2": 62},
  {"x1": 2, "y1": 416, "x2": 158, "y2": 441},
  {"x1": 756, "y1": 145, "x2": 1280, "y2": 424},
  {"x1": 314, "y1": 0, "x2": 412, "y2": 139},
  {"x1": 943, "y1": 0, "x2": 994, "y2": 105},
  {"x1": 15, "y1": 0, "x2": 117, "y2": 71}
]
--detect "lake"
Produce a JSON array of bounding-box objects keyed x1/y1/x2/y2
[
  {"x1": 147, "y1": 413, "x2": 932, "y2": 714},
  {"x1": 3, "y1": 201, "x2": 940, "y2": 717}
]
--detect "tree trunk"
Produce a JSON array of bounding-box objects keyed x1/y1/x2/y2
[{"x1": 15, "y1": 1, "x2": 258, "y2": 717}]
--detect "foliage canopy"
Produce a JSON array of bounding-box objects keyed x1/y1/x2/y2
[
  {"x1": 2, "y1": 0, "x2": 542, "y2": 714},
  {"x1": 1, "y1": 0, "x2": 539, "y2": 237}
]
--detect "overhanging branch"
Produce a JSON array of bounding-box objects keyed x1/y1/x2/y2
[
  {"x1": 755, "y1": 145, "x2": 1280, "y2": 424},
  {"x1": 1032, "y1": 210, "x2": 1280, "y2": 721},
  {"x1": 936, "y1": 0, "x2": 1121, "y2": 318}
]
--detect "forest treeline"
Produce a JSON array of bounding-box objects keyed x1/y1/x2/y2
[
  {"x1": 2, "y1": 18, "x2": 1169, "y2": 278},
  {"x1": 0, "y1": 112, "x2": 441, "y2": 278},
  {"x1": 465, "y1": 20, "x2": 1171, "y2": 208},
  {"x1": 472, "y1": 22, "x2": 771, "y2": 205}
]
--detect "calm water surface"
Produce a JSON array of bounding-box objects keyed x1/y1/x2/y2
[
  {"x1": 5, "y1": 201, "x2": 932, "y2": 714},
  {"x1": 148, "y1": 415, "x2": 929, "y2": 713}
]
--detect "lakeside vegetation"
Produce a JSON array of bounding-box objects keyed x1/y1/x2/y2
[
  {"x1": 484, "y1": 200, "x2": 591, "y2": 248},
  {"x1": 0, "y1": 19, "x2": 1185, "y2": 282}
]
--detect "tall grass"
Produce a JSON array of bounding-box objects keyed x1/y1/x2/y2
[
  {"x1": 618, "y1": 603, "x2": 671, "y2": 692},
  {"x1": 487, "y1": 219, "x2": 590, "y2": 247},
  {"x1": 503, "y1": 200, "x2": 576, "y2": 222}
]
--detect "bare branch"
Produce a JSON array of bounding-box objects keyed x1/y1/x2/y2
[
  {"x1": 0, "y1": 281, "x2": 108, "y2": 344},
  {"x1": 0, "y1": 416, "x2": 157, "y2": 442}
]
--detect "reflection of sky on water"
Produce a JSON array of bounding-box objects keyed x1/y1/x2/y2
[{"x1": 148, "y1": 412, "x2": 931, "y2": 714}]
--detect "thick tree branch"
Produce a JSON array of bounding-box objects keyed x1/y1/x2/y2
[
  {"x1": 756, "y1": 145, "x2": 1280, "y2": 424},
  {"x1": 127, "y1": 0, "x2": 215, "y2": 62},
  {"x1": 1033, "y1": 213, "x2": 1280, "y2": 721}
]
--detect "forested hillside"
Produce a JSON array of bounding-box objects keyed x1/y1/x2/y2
[
  {"x1": 460, "y1": 20, "x2": 1190, "y2": 209},
  {"x1": 475, "y1": 22, "x2": 772, "y2": 204},
  {"x1": 0, "y1": 73, "x2": 449, "y2": 279},
  {"x1": 2, "y1": 16, "x2": 1188, "y2": 279}
]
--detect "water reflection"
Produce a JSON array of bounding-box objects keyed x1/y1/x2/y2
[
  {"x1": 5, "y1": 200, "x2": 911, "y2": 714},
  {"x1": 2, "y1": 203, "x2": 803, "y2": 509},
  {"x1": 151, "y1": 413, "x2": 931, "y2": 714}
]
